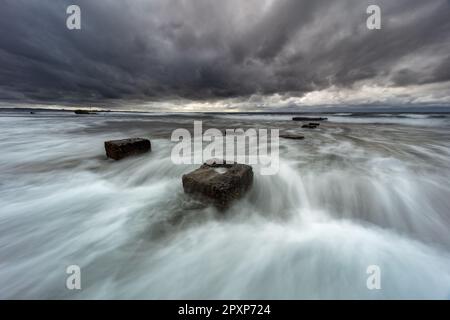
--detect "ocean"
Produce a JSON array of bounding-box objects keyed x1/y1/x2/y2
[{"x1": 0, "y1": 110, "x2": 449, "y2": 299}]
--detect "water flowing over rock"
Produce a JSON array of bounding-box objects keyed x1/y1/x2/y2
[
  {"x1": 182, "y1": 159, "x2": 253, "y2": 209},
  {"x1": 1, "y1": 112, "x2": 450, "y2": 299},
  {"x1": 104, "y1": 138, "x2": 151, "y2": 160}
]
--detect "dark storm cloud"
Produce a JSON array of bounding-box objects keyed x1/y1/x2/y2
[{"x1": 0, "y1": 0, "x2": 449, "y2": 107}]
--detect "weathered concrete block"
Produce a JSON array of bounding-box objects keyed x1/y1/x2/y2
[
  {"x1": 182, "y1": 159, "x2": 253, "y2": 209},
  {"x1": 105, "y1": 138, "x2": 151, "y2": 160}
]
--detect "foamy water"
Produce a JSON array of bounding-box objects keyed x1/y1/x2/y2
[{"x1": 0, "y1": 111, "x2": 449, "y2": 299}]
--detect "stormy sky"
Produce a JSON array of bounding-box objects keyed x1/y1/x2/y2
[{"x1": 0, "y1": 0, "x2": 449, "y2": 111}]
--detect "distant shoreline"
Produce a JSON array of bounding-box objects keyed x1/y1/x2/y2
[{"x1": 1, "y1": 107, "x2": 450, "y2": 115}]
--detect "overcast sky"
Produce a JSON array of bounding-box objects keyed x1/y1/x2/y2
[{"x1": 1, "y1": 0, "x2": 449, "y2": 111}]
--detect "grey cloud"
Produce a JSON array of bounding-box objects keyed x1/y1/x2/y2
[{"x1": 0, "y1": 0, "x2": 449, "y2": 108}]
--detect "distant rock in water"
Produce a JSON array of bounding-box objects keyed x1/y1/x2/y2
[
  {"x1": 74, "y1": 109, "x2": 97, "y2": 115},
  {"x1": 302, "y1": 123, "x2": 319, "y2": 129},
  {"x1": 104, "y1": 138, "x2": 151, "y2": 160},
  {"x1": 182, "y1": 159, "x2": 253, "y2": 209},
  {"x1": 280, "y1": 134, "x2": 305, "y2": 140},
  {"x1": 292, "y1": 117, "x2": 327, "y2": 121}
]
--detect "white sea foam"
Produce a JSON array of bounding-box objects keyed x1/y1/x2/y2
[{"x1": 0, "y1": 112, "x2": 449, "y2": 299}]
